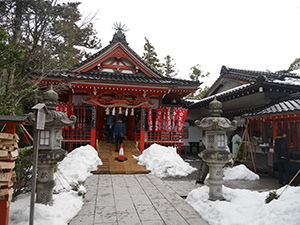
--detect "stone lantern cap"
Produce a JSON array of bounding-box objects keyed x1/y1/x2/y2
[
  {"x1": 195, "y1": 97, "x2": 237, "y2": 132},
  {"x1": 27, "y1": 86, "x2": 76, "y2": 127}
]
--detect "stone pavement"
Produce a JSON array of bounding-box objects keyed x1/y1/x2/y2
[{"x1": 69, "y1": 174, "x2": 208, "y2": 225}]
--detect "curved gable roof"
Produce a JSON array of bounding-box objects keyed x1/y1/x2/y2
[{"x1": 70, "y1": 30, "x2": 163, "y2": 79}]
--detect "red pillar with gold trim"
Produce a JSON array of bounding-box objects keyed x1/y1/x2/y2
[
  {"x1": 140, "y1": 105, "x2": 146, "y2": 152},
  {"x1": 90, "y1": 102, "x2": 97, "y2": 148}
]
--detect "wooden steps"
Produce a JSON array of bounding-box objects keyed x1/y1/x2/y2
[{"x1": 92, "y1": 140, "x2": 150, "y2": 174}]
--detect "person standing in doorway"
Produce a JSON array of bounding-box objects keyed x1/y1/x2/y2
[
  {"x1": 275, "y1": 130, "x2": 291, "y2": 186},
  {"x1": 114, "y1": 118, "x2": 126, "y2": 152},
  {"x1": 106, "y1": 113, "x2": 114, "y2": 143},
  {"x1": 232, "y1": 130, "x2": 242, "y2": 159}
]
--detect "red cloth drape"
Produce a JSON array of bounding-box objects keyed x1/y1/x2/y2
[
  {"x1": 147, "y1": 107, "x2": 153, "y2": 132},
  {"x1": 177, "y1": 108, "x2": 188, "y2": 133},
  {"x1": 155, "y1": 107, "x2": 163, "y2": 132},
  {"x1": 172, "y1": 108, "x2": 179, "y2": 132},
  {"x1": 70, "y1": 103, "x2": 75, "y2": 130},
  {"x1": 77, "y1": 103, "x2": 80, "y2": 130},
  {"x1": 162, "y1": 108, "x2": 167, "y2": 132},
  {"x1": 166, "y1": 108, "x2": 171, "y2": 133},
  {"x1": 82, "y1": 103, "x2": 86, "y2": 130}
]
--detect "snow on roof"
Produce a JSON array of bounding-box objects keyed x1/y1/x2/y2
[{"x1": 273, "y1": 77, "x2": 300, "y2": 86}]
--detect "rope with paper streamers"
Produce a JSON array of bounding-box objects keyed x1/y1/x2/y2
[{"x1": 83, "y1": 99, "x2": 152, "y2": 109}]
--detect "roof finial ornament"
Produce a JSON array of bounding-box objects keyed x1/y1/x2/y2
[
  {"x1": 113, "y1": 22, "x2": 129, "y2": 33},
  {"x1": 110, "y1": 22, "x2": 129, "y2": 45}
]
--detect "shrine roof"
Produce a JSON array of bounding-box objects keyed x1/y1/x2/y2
[
  {"x1": 70, "y1": 30, "x2": 162, "y2": 78},
  {"x1": 242, "y1": 97, "x2": 300, "y2": 118},
  {"x1": 33, "y1": 69, "x2": 199, "y2": 87},
  {"x1": 219, "y1": 66, "x2": 300, "y2": 83},
  {"x1": 204, "y1": 66, "x2": 300, "y2": 98},
  {"x1": 0, "y1": 115, "x2": 27, "y2": 123},
  {"x1": 32, "y1": 30, "x2": 200, "y2": 89},
  {"x1": 189, "y1": 83, "x2": 253, "y2": 109}
]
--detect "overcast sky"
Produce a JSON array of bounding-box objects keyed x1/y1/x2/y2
[{"x1": 75, "y1": 0, "x2": 300, "y2": 85}]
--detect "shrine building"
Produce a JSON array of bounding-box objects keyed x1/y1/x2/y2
[{"x1": 30, "y1": 30, "x2": 200, "y2": 153}]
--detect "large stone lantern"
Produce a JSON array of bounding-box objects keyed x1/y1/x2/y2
[
  {"x1": 195, "y1": 97, "x2": 237, "y2": 201},
  {"x1": 28, "y1": 86, "x2": 76, "y2": 204}
]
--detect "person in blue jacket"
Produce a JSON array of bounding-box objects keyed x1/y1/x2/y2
[{"x1": 113, "y1": 118, "x2": 126, "y2": 152}]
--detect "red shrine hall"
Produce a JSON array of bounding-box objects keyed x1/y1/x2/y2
[{"x1": 30, "y1": 30, "x2": 200, "y2": 153}]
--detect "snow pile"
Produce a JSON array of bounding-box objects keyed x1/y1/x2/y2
[
  {"x1": 223, "y1": 164, "x2": 259, "y2": 181},
  {"x1": 9, "y1": 192, "x2": 82, "y2": 225},
  {"x1": 9, "y1": 145, "x2": 102, "y2": 225},
  {"x1": 133, "y1": 143, "x2": 196, "y2": 178},
  {"x1": 186, "y1": 185, "x2": 300, "y2": 225},
  {"x1": 54, "y1": 144, "x2": 102, "y2": 192}
]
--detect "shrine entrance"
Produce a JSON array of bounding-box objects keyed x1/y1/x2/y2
[{"x1": 83, "y1": 97, "x2": 152, "y2": 147}]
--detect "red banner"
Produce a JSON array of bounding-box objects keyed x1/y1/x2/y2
[
  {"x1": 70, "y1": 103, "x2": 75, "y2": 130},
  {"x1": 166, "y1": 108, "x2": 171, "y2": 133},
  {"x1": 162, "y1": 108, "x2": 167, "y2": 132},
  {"x1": 63, "y1": 103, "x2": 68, "y2": 130},
  {"x1": 82, "y1": 103, "x2": 86, "y2": 130},
  {"x1": 162, "y1": 108, "x2": 171, "y2": 132},
  {"x1": 77, "y1": 103, "x2": 80, "y2": 130},
  {"x1": 177, "y1": 108, "x2": 188, "y2": 133},
  {"x1": 147, "y1": 107, "x2": 153, "y2": 132},
  {"x1": 155, "y1": 107, "x2": 163, "y2": 132},
  {"x1": 172, "y1": 108, "x2": 179, "y2": 132}
]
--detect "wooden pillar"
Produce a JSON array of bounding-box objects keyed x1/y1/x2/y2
[
  {"x1": 127, "y1": 114, "x2": 135, "y2": 140},
  {"x1": 90, "y1": 103, "x2": 97, "y2": 148},
  {"x1": 140, "y1": 105, "x2": 146, "y2": 152},
  {"x1": 98, "y1": 107, "x2": 104, "y2": 140}
]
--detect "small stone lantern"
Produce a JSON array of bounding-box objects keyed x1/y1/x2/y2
[
  {"x1": 195, "y1": 97, "x2": 237, "y2": 201},
  {"x1": 28, "y1": 86, "x2": 76, "y2": 204}
]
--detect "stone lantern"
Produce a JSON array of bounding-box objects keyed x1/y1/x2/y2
[
  {"x1": 195, "y1": 97, "x2": 237, "y2": 201},
  {"x1": 28, "y1": 86, "x2": 76, "y2": 205}
]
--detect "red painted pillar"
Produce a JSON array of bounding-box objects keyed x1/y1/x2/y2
[
  {"x1": 90, "y1": 103, "x2": 97, "y2": 148},
  {"x1": 139, "y1": 105, "x2": 146, "y2": 152}
]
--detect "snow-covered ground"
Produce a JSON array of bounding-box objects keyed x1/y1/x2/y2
[
  {"x1": 133, "y1": 143, "x2": 197, "y2": 178},
  {"x1": 9, "y1": 145, "x2": 101, "y2": 225},
  {"x1": 8, "y1": 143, "x2": 300, "y2": 225},
  {"x1": 186, "y1": 185, "x2": 300, "y2": 225},
  {"x1": 186, "y1": 161, "x2": 300, "y2": 225}
]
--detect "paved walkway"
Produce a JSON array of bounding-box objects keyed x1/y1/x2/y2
[
  {"x1": 69, "y1": 174, "x2": 208, "y2": 225},
  {"x1": 93, "y1": 141, "x2": 150, "y2": 174}
]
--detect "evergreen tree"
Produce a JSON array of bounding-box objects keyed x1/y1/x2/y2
[
  {"x1": 0, "y1": 0, "x2": 101, "y2": 115},
  {"x1": 188, "y1": 64, "x2": 210, "y2": 98},
  {"x1": 162, "y1": 55, "x2": 178, "y2": 78},
  {"x1": 288, "y1": 58, "x2": 300, "y2": 72},
  {"x1": 142, "y1": 37, "x2": 162, "y2": 72}
]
